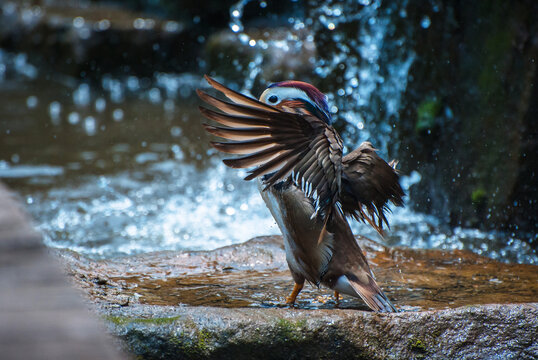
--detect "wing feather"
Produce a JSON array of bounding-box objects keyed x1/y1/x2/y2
[
  {"x1": 223, "y1": 146, "x2": 286, "y2": 168},
  {"x1": 210, "y1": 139, "x2": 275, "y2": 155},
  {"x1": 202, "y1": 124, "x2": 271, "y2": 140},
  {"x1": 198, "y1": 75, "x2": 344, "y2": 218},
  {"x1": 245, "y1": 146, "x2": 308, "y2": 181},
  {"x1": 203, "y1": 75, "x2": 280, "y2": 113},
  {"x1": 199, "y1": 106, "x2": 272, "y2": 128},
  {"x1": 341, "y1": 142, "x2": 404, "y2": 234}
]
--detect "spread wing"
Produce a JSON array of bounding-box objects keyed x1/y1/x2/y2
[
  {"x1": 341, "y1": 142, "x2": 404, "y2": 234},
  {"x1": 197, "y1": 75, "x2": 343, "y2": 216}
]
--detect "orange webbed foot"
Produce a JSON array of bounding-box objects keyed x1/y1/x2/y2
[{"x1": 285, "y1": 283, "x2": 304, "y2": 306}]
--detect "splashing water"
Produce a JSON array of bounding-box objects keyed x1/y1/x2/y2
[
  {"x1": 35, "y1": 161, "x2": 277, "y2": 258},
  {"x1": 0, "y1": 4, "x2": 536, "y2": 264},
  {"x1": 227, "y1": 0, "x2": 415, "y2": 154}
]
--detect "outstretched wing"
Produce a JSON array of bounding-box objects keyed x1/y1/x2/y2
[
  {"x1": 198, "y1": 75, "x2": 343, "y2": 216},
  {"x1": 341, "y1": 142, "x2": 404, "y2": 234}
]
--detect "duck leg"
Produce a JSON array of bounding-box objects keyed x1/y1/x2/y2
[
  {"x1": 285, "y1": 282, "x2": 304, "y2": 305},
  {"x1": 334, "y1": 291, "x2": 341, "y2": 304}
]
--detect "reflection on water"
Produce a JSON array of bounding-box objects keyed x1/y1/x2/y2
[{"x1": 0, "y1": 49, "x2": 536, "y2": 264}]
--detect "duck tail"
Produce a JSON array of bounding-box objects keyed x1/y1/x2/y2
[{"x1": 346, "y1": 273, "x2": 397, "y2": 313}]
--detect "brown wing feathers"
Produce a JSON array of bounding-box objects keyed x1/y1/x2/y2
[
  {"x1": 341, "y1": 142, "x2": 404, "y2": 234},
  {"x1": 290, "y1": 124, "x2": 343, "y2": 214},
  {"x1": 198, "y1": 76, "x2": 342, "y2": 217},
  {"x1": 198, "y1": 76, "x2": 403, "y2": 227},
  {"x1": 203, "y1": 75, "x2": 280, "y2": 113}
]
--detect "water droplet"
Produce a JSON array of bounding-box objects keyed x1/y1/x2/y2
[
  {"x1": 26, "y1": 95, "x2": 38, "y2": 108},
  {"x1": 77, "y1": 27, "x2": 91, "y2": 40},
  {"x1": 170, "y1": 126, "x2": 182, "y2": 137},
  {"x1": 149, "y1": 88, "x2": 161, "y2": 103},
  {"x1": 421, "y1": 16, "x2": 431, "y2": 29},
  {"x1": 73, "y1": 16, "x2": 85, "y2": 28},
  {"x1": 49, "y1": 101, "x2": 61, "y2": 120},
  {"x1": 96, "y1": 19, "x2": 110, "y2": 31},
  {"x1": 84, "y1": 116, "x2": 97, "y2": 136},
  {"x1": 133, "y1": 18, "x2": 145, "y2": 29},
  {"x1": 73, "y1": 83, "x2": 90, "y2": 106},
  {"x1": 163, "y1": 21, "x2": 181, "y2": 32},
  {"x1": 68, "y1": 112, "x2": 80, "y2": 125},
  {"x1": 112, "y1": 108, "x2": 124, "y2": 121},
  {"x1": 126, "y1": 76, "x2": 139, "y2": 91},
  {"x1": 95, "y1": 98, "x2": 106, "y2": 112},
  {"x1": 164, "y1": 99, "x2": 175, "y2": 112}
]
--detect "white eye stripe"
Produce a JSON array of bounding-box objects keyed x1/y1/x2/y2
[{"x1": 259, "y1": 87, "x2": 312, "y2": 106}]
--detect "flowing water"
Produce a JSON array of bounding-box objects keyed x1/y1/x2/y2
[{"x1": 0, "y1": 1, "x2": 536, "y2": 264}]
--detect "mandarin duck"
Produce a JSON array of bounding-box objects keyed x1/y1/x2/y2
[{"x1": 197, "y1": 75, "x2": 404, "y2": 312}]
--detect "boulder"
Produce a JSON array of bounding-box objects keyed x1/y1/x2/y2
[{"x1": 57, "y1": 235, "x2": 538, "y2": 359}]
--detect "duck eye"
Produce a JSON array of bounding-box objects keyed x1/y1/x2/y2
[{"x1": 268, "y1": 95, "x2": 278, "y2": 104}]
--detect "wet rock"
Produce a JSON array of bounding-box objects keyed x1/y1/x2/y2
[
  {"x1": 58, "y1": 235, "x2": 538, "y2": 359},
  {"x1": 101, "y1": 303, "x2": 538, "y2": 360}
]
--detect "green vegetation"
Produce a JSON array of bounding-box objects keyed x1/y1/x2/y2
[
  {"x1": 471, "y1": 187, "x2": 487, "y2": 206},
  {"x1": 415, "y1": 98, "x2": 441, "y2": 133},
  {"x1": 408, "y1": 338, "x2": 428, "y2": 358},
  {"x1": 274, "y1": 318, "x2": 307, "y2": 342}
]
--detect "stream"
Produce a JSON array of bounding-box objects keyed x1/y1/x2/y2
[
  {"x1": 0, "y1": 0, "x2": 536, "y2": 264},
  {"x1": 0, "y1": 50, "x2": 535, "y2": 264}
]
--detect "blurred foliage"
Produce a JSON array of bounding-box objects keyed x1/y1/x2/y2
[{"x1": 415, "y1": 98, "x2": 441, "y2": 134}]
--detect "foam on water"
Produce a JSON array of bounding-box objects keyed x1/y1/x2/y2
[
  {"x1": 34, "y1": 161, "x2": 278, "y2": 258},
  {"x1": 27, "y1": 160, "x2": 535, "y2": 264}
]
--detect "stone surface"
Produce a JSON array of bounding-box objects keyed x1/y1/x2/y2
[
  {"x1": 57, "y1": 235, "x2": 538, "y2": 359},
  {"x1": 101, "y1": 303, "x2": 538, "y2": 360},
  {"x1": 0, "y1": 182, "x2": 126, "y2": 360}
]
